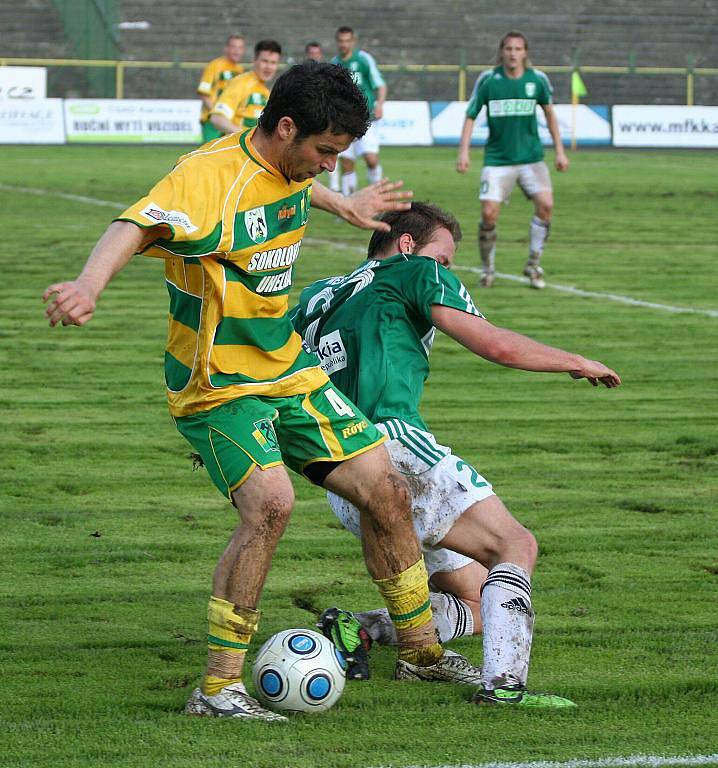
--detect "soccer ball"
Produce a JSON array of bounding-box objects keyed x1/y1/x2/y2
[{"x1": 251, "y1": 628, "x2": 346, "y2": 713}]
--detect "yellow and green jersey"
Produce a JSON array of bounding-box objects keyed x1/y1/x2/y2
[
  {"x1": 467, "y1": 66, "x2": 553, "y2": 166},
  {"x1": 210, "y1": 71, "x2": 269, "y2": 129},
  {"x1": 116, "y1": 129, "x2": 327, "y2": 417},
  {"x1": 197, "y1": 56, "x2": 245, "y2": 124}
]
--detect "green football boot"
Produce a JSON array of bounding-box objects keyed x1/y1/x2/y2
[
  {"x1": 473, "y1": 684, "x2": 577, "y2": 708},
  {"x1": 318, "y1": 607, "x2": 372, "y2": 680}
]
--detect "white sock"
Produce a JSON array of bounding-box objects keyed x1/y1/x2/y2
[
  {"x1": 327, "y1": 166, "x2": 341, "y2": 192},
  {"x1": 341, "y1": 171, "x2": 357, "y2": 197},
  {"x1": 355, "y1": 591, "x2": 474, "y2": 646},
  {"x1": 366, "y1": 164, "x2": 383, "y2": 184},
  {"x1": 528, "y1": 216, "x2": 550, "y2": 264},
  {"x1": 480, "y1": 562, "x2": 534, "y2": 689}
]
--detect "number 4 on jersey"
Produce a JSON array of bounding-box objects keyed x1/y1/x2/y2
[{"x1": 325, "y1": 388, "x2": 356, "y2": 417}]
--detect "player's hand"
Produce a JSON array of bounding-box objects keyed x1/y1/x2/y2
[
  {"x1": 569, "y1": 360, "x2": 621, "y2": 388},
  {"x1": 373, "y1": 102, "x2": 384, "y2": 121},
  {"x1": 555, "y1": 153, "x2": 569, "y2": 172},
  {"x1": 342, "y1": 178, "x2": 413, "y2": 232},
  {"x1": 43, "y1": 280, "x2": 97, "y2": 327},
  {"x1": 456, "y1": 152, "x2": 470, "y2": 174}
]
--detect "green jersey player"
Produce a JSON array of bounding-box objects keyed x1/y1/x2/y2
[
  {"x1": 330, "y1": 26, "x2": 387, "y2": 195},
  {"x1": 292, "y1": 202, "x2": 621, "y2": 706},
  {"x1": 457, "y1": 31, "x2": 569, "y2": 289}
]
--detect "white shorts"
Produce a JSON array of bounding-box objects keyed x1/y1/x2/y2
[
  {"x1": 339, "y1": 122, "x2": 380, "y2": 160},
  {"x1": 327, "y1": 428, "x2": 494, "y2": 577},
  {"x1": 479, "y1": 161, "x2": 552, "y2": 203}
]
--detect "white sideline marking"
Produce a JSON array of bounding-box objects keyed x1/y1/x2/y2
[
  {"x1": 2, "y1": 183, "x2": 715, "y2": 319},
  {"x1": 373, "y1": 755, "x2": 718, "y2": 768},
  {"x1": 305, "y1": 237, "x2": 718, "y2": 319}
]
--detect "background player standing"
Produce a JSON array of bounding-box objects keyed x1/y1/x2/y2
[
  {"x1": 197, "y1": 35, "x2": 245, "y2": 142},
  {"x1": 210, "y1": 40, "x2": 281, "y2": 136},
  {"x1": 330, "y1": 26, "x2": 387, "y2": 195},
  {"x1": 456, "y1": 31, "x2": 569, "y2": 289}
]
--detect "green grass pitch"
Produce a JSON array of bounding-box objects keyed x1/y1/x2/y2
[{"x1": 1, "y1": 145, "x2": 717, "y2": 768}]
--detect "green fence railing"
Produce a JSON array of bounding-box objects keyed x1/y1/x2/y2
[{"x1": 51, "y1": 0, "x2": 118, "y2": 96}]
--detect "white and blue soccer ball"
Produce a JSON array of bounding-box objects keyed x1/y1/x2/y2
[{"x1": 251, "y1": 628, "x2": 346, "y2": 713}]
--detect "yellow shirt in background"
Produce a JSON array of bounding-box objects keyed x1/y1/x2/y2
[
  {"x1": 197, "y1": 56, "x2": 244, "y2": 123},
  {"x1": 210, "y1": 71, "x2": 269, "y2": 129}
]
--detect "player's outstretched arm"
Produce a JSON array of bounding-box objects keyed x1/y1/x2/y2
[
  {"x1": 43, "y1": 220, "x2": 148, "y2": 327},
  {"x1": 542, "y1": 104, "x2": 569, "y2": 172},
  {"x1": 456, "y1": 118, "x2": 475, "y2": 174},
  {"x1": 432, "y1": 304, "x2": 621, "y2": 388},
  {"x1": 311, "y1": 179, "x2": 412, "y2": 232}
]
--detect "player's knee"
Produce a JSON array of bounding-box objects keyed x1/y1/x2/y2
[
  {"x1": 480, "y1": 211, "x2": 498, "y2": 229},
  {"x1": 535, "y1": 202, "x2": 552, "y2": 221},
  {"x1": 235, "y1": 490, "x2": 294, "y2": 538},
  {"x1": 359, "y1": 469, "x2": 412, "y2": 528}
]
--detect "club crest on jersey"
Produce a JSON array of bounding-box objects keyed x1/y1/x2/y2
[
  {"x1": 245, "y1": 206, "x2": 268, "y2": 244},
  {"x1": 525, "y1": 82, "x2": 536, "y2": 97},
  {"x1": 252, "y1": 419, "x2": 279, "y2": 453}
]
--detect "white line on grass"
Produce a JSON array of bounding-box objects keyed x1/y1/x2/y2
[
  {"x1": 374, "y1": 754, "x2": 718, "y2": 768},
  {"x1": 305, "y1": 237, "x2": 718, "y2": 319},
  {"x1": 2, "y1": 183, "x2": 715, "y2": 319}
]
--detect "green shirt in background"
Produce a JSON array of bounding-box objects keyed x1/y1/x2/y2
[
  {"x1": 331, "y1": 49, "x2": 385, "y2": 117},
  {"x1": 466, "y1": 65, "x2": 553, "y2": 166}
]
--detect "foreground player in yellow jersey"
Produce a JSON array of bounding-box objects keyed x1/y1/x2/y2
[{"x1": 43, "y1": 63, "x2": 473, "y2": 722}]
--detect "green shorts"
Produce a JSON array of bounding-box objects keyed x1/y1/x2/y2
[
  {"x1": 175, "y1": 381, "x2": 385, "y2": 498},
  {"x1": 201, "y1": 121, "x2": 224, "y2": 142}
]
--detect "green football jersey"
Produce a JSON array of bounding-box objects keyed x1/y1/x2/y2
[
  {"x1": 466, "y1": 66, "x2": 553, "y2": 166},
  {"x1": 290, "y1": 254, "x2": 483, "y2": 431},
  {"x1": 331, "y1": 49, "x2": 385, "y2": 116}
]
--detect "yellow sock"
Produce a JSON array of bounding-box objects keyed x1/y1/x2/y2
[
  {"x1": 373, "y1": 558, "x2": 443, "y2": 666},
  {"x1": 201, "y1": 597, "x2": 260, "y2": 696}
]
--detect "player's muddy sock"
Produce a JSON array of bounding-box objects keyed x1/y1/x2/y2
[
  {"x1": 328, "y1": 166, "x2": 341, "y2": 192},
  {"x1": 478, "y1": 221, "x2": 497, "y2": 274},
  {"x1": 528, "y1": 216, "x2": 550, "y2": 263},
  {"x1": 356, "y1": 592, "x2": 474, "y2": 645},
  {"x1": 367, "y1": 164, "x2": 383, "y2": 184},
  {"x1": 341, "y1": 171, "x2": 358, "y2": 197},
  {"x1": 202, "y1": 597, "x2": 260, "y2": 696},
  {"x1": 374, "y1": 558, "x2": 443, "y2": 666},
  {"x1": 480, "y1": 563, "x2": 534, "y2": 689}
]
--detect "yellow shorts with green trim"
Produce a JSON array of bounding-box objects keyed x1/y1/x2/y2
[{"x1": 175, "y1": 381, "x2": 385, "y2": 498}]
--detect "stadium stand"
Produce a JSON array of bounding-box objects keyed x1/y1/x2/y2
[{"x1": 1, "y1": 0, "x2": 716, "y2": 103}]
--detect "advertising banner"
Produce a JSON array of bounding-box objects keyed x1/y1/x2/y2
[
  {"x1": 0, "y1": 66, "x2": 47, "y2": 99},
  {"x1": 0, "y1": 98, "x2": 65, "y2": 143},
  {"x1": 375, "y1": 101, "x2": 433, "y2": 146},
  {"x1": 430, "y1": 102, "x2": 611, "y2": 146},
  {"x1": 612, "y1": 106, "x2": 718, "y2": 148},
  {"x1": 64, "y1": 99, "x2": 202, "y2": 143}
]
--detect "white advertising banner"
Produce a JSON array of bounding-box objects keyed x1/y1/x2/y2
[
  {"x1": 613, "y1": 106, "x2": 718, "y2": 148},
  {"x1": 430, "y1": 102, "x2": 611, "y2": 146},
  {"x1": 64, "y1": 99, "x2": 202, "y2": 143},
  {"x1": 375, "y1": 101, "x2": 433, "y2": 146},
  {"x1": 0, "y1": 66, "x2": 47, "y2": 99},
  {"x1": 0, "y1": 99, "x2": 65, "y2": 143}
]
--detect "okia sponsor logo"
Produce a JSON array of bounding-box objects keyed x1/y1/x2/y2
[
  {"x1": 140, "y1": 203, "x2": 198, "y2": 233},
  {"x1": 342, "y1": 420, "x2": 368, "y2": 439},
  {"x1": 247, "y1": 240, "x2": 302, "y2": 271},
  {"x1": 316, "y1": 329, "x2": 347, "y2": 375},
  {"x1": 488, "y1": 98, "x2": 536, "y2": 117},
  {"x1": 245, "y1": 206, "x2": 268, "y2": 244},
  {"x1": 256, "y1": 269, "x2": 292, "y2": 294}
]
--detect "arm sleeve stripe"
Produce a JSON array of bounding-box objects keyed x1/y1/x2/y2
[{"x1": 360, "y1": 51, "x2": 386, "y2": 88}]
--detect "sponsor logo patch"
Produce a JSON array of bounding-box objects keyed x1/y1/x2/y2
[
  {"x1": 245, "y1": 206, "x2": 268, "y2": 244},
  {"x1": 342, "y1": 420, "x2": 368, "y2": 439},
  {"x1": 501, "y1": 597, "x2": 532, "y2": 615},
  {"x1": 277, "y1": 204, "x2": 296, "y2": 221},
  {"x1": 316, "y1": 329, "x2": 347, "y2": 375},
  {"x1": 140, "y1": 203, "x2": 198, "y2": 233},
  {"x1": 525, "y1": 82, "x2": 536, "y2": 97}
]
